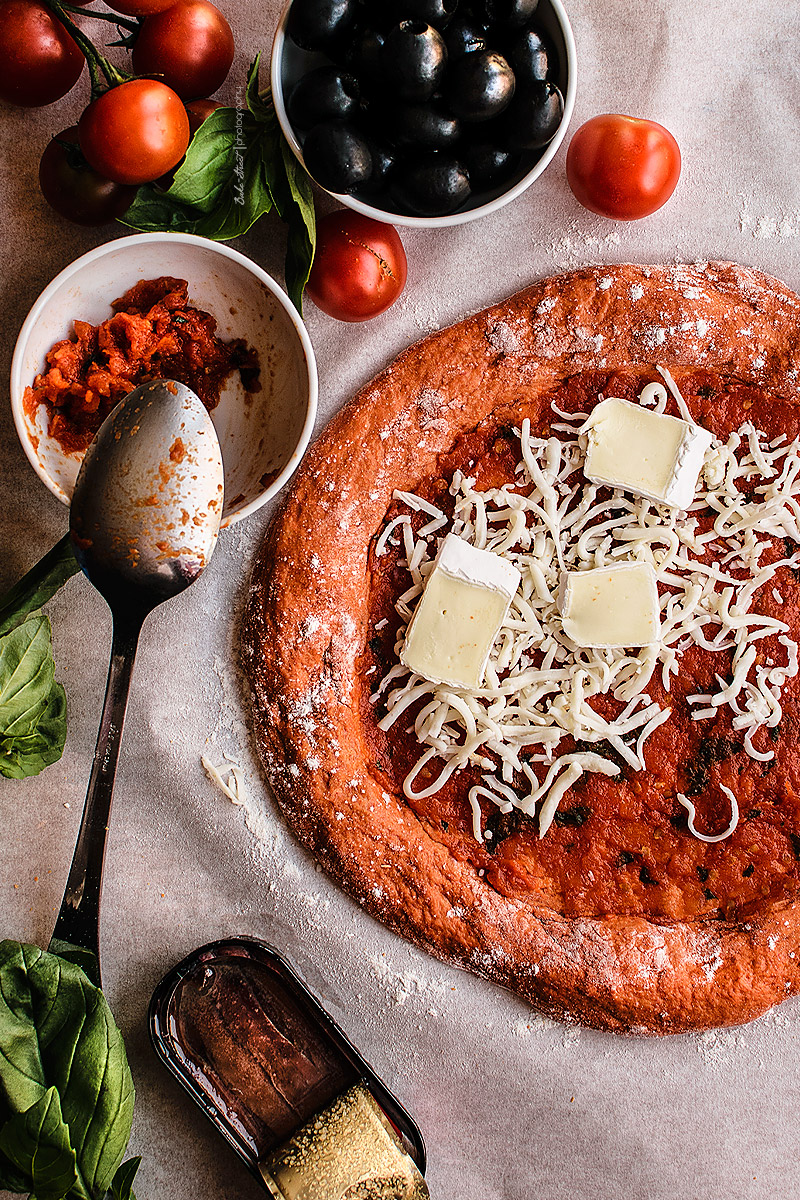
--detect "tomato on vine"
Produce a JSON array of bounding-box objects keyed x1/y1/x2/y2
[
  {"x1": 79, "y1": 79, "x2": 191, "y2": 185},
  {"x1": 0, "y1": 0, "x2": 84, "y2": 107},
  {"x1": 132, "y1": 0, "x2": 235, "y2": 100},
  {"x1": 39, "y1": 127, "x2": 137, "y2": 225}
]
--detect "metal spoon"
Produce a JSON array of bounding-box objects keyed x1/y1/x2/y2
[{"x1": 49, "y1": 380, "x2": 224, "y2": 985}]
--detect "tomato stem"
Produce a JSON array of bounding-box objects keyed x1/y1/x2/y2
[
  {"x1": 38, "y1": 0, "x2": 132, "y2": 97},
  {"x1": 61, "y1": 3, "x2": 139, "y2": 34}
]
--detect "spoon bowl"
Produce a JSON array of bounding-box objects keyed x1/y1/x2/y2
[
  {"x1": 50, "y1": 380, "x2": 224, "y2": 984},
  {"x1": 71, "y1": 379, "x2": 224, "y2": 607}
]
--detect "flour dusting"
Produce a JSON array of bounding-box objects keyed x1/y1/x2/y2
[{"x1": 739, "y1": 196, "x2": 800, "y2": 240}]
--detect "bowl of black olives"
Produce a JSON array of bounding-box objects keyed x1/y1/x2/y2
[{"x1": 271, "y1": 0, "x2": 576, "y2": 225}]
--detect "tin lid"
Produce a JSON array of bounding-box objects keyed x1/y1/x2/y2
[{"x1": 149, "y1": 938, "x2": 426, "y2": 1185}]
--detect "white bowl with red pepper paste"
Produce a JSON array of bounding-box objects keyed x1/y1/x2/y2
[
  {"x1": 271, "y1": 0, "x2": 577, "y2": 227},
  {"x1": 11, "y1": 233, "x2": 318, "y2": 528}
]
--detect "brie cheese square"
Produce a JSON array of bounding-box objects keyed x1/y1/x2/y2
[
  {"x1": 580, "y1": 396, "x2": 713, "y2": 509},
  {"x1": 560, "y1": 562, "x2": 661, "y2": 648},
  {"x1": 401, "y1": 533, "x2": 521, "y2": 690}
]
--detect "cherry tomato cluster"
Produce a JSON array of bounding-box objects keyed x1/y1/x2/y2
[
  {"x1": 0, "y1": 0, "x2": 684, "y2": 323},
  {"x1": 0, "y1": 0, "x2": 234, "y2": 224}
]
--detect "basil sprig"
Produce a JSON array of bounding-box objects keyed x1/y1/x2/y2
[
  {"x1": 0, "y1": 942, "x2": 139, "y2": 1200},
  {"x1": 0, "y1": 617, "x2": 66, "y2": 779},
  {"x1": 0, "y1": 536, "x2": 79, "y2": 638},
  {"x1": 0, "y1": 536, "x2": 80, "y2": 780},
  {"x1": 120, "y1": 55, "x2": 316, "y2": 313}
]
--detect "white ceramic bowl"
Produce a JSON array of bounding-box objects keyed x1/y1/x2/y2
[
  {"x1": 11, "y1": 233, "x2": 318, "y2": 528},
  {"x1": 271, "y1": 0, "x2": 577, "y2": 229}
]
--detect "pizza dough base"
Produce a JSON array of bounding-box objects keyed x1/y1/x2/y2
[{"x1": 243, "y1": 262, "x2": 800, "y2": 1035}]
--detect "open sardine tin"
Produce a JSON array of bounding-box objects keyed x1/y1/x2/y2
[{"x1": 149, "y1": 938, "x2": 428, "y2": 1200}]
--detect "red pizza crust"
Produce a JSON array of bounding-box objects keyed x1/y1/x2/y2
[{"x1": 243, "y1": 262, "x2": 800, "y2": 1034}]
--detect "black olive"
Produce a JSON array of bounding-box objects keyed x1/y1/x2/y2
[
  {"x1": 344, "y1": 26, "x2": 385, "y2": 90},
  {"x1": 444, "y1": 49, "x2": 515, "y2": 121},
  {"x1": 479, "y1": 0, "x2": 538, "y2": 27},
  {"x1": 443, "y1": 14, "x2": 488, "y2": 59},
  {"x1": 287, "y1": 0, "x2": 357, "y2": 51},
  {"x1": 391, "y1": 103, "x2": 462, "y2": 149},
  {"x1": 302, "y1": 120, "x2": 373, "y2": 192},
  {"x1": 391, "y1": 0, "x2": 460, "y2": 26},
  {"x1": 497, "y1": 80, "x2": 563, "y2": 149},
  {"x1": 505, "y1": 27, "x2": 557, "y2": 84},
  {"x1": 461, "y1": 140, "x2": 518, "y2": 187},
  {"x1": 383, "y1": 21, "x2": 448, "y2": 102},
  {"x1": 360, "y1": 140, "x2": 397, "y2": 192},
  {"x1": 287, "y1": 67, "x2": 361, "y2": 130},
  {"x1": 354, "y1": 0, "x2": 395, "y2": 32},
  {"x1": 391, "y1": 152, "x2": 471, "y2": 215}
]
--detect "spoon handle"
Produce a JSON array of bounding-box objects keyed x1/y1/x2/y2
[{"x1": 49, "y1": 610, "x2": 144, "y2": 986}]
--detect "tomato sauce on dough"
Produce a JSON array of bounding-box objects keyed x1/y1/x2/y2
[{"x1": 360, "y1": 370, "x2": 800, "y2": 924}]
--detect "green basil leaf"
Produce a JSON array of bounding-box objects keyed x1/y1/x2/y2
[
  {"x1": 197, "y1": 137, "x2": 273, "y2": 240},
  {"x1": 0, "y1": 680, "x2": 66, "y2": 780},
  {"x1": 44, "y1": 943, "x2": 100, "y2": 992},
  {"x1": 0, "y1": 535, "x2": 79, "y2": 637},
  {"x1": 122, "y1": 173, "x2": 272, "y2": 243},
  {"x1": 117, "y1": 189, "x2": 208, "y2": 236},
  {"x1": 0, "y1": 943, "x2": 135, "y2": 1200},
  {"x1": 0, "y1": 1087, "x2": 80, "y2": 1200},
  {"x1": 279, "y1": 140, "x2": 316, "y2": 314},
  {"x1": 122, "y1": 109, "x2": 273, "y2": 242},
  {"x1": 0, "y1": 616, "x2": 55, "y2": 737},
  {"x1": 0, "y1": 1145, "x2": 31, "y2": 1192},
  {"x1": 105, "y1": 1156, "x2": 140, "y2": 1200},
  {"x1": 245, "y1": 54, "x2": 275, "y2": 126},
  {"x1": 167, "y1": 107, "x2": 239, "y2": 213}
]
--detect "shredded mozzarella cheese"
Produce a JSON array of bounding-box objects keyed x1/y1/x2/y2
[
  {"x1": 677, "y1": 786, "x2": 739, "y2": 843},
  {"x1": 373, "y1": 375, "x2": 800, "y2": 843},
  {"x1": 202, "y1": 754, "x2": 246, "y2": 805}
]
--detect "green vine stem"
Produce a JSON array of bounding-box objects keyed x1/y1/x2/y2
[
  {"x1": 38, "y1": 0, "x2": 132, "y2": 97},
  {"x1": 61, "y1": 1, "x2": 139, "y2": 32}
]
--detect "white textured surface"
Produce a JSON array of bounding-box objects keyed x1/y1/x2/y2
[{"x1": 4, "y1": 3, "x2": 800, "y2": 1199}]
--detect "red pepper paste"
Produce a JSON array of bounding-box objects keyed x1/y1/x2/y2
[{"x1": 24, "y1": 276, "x2": 261, "y2": 454}]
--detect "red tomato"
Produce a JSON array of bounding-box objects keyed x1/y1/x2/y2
[
  {"x1": 107, "y1": 0, "x2": 174, "y2": 14},
  {"x1": 186, "y1": 97, "x2": 223, "y2": 138},
  {"x1": 79, "y1": 80, "x2": 190, "y2": 185},
  {"x1": 132, "y1": 0, "x2": 235, "y2": 100},
  {"x1": 0, "y1": 0, "x2": 83, "y2": 107},
  {"x1": 566, "y1": 113, "x2": 681, "y2": 220},
  {"x1": 307, "y1": 211, "x2": 407, "y2": 322},
  {"x1": 39, "y1": 127, "x2": 137, "y2": 225}
]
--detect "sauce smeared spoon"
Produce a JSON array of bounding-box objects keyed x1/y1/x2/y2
[{"x1": 50, "y1": 379, "x2": 224, "y2": 984}]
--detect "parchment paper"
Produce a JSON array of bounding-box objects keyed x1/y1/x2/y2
[{"x1": 4, "y1": 3, "x2": 800, "y2": 1198}]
